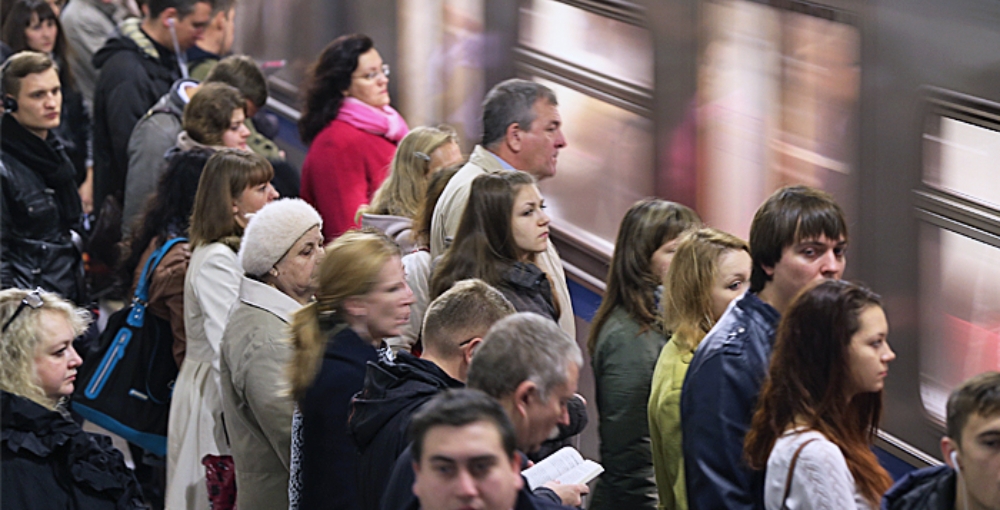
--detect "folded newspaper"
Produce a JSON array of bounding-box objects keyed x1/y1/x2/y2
[{"x1": 522, "y1": 447, "x2": 604, "y2": 490}]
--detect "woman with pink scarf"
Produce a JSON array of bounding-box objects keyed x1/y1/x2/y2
[{"x1": 299, "y1": 34, "x2": 409, "y2": 240}]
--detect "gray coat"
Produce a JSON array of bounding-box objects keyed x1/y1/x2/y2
[
  {"x1": 121, "y1": 79, "x2": 193, "y2": 234},
  {"x1": 220, "y1": 277, "x2": 300, "y2": 510},
  {"x1": 60, "y1": 0, "x2": 126, "y2": 113}
]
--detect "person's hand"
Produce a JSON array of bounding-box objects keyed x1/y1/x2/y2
[
  {"x1": 541, "y1": 481, "x2": 589, "y2": 507},
  {"x1": 78, "y1": 167, "x2": 94, "y2": 214}
]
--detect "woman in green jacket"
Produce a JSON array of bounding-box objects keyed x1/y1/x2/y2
[
  {"x1": 587, "y1": 199, "x2": 699, "y2": 510},
  {"x1": 648, "y1": 228, "x2": 751, "y2": 510}
]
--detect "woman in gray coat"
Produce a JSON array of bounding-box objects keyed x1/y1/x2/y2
[{"x1": 219, "y1": 199, "x2": 325, "y2": 510}]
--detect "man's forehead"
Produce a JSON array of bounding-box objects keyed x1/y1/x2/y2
[
  {"x1": 422, "y1": 422, "x2": 506, "y2": 460},
  {"x1": 19, "y1": 69, "x2": 60, "y2": 91},
  {"x1": 790, "y1": 234, "x2": 846, "y2": 246},
  {"x1": 964, "y1": 411, "x2": 1000, "y2": 440}
]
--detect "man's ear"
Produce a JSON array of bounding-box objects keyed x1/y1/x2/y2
[
  {"x1": 505, "y1": 123, "x2": 522, "y2": 153},
  {"x1": 510, "y1": 451, "x2": 525, "y2": 487},
  {"x1": 513, "y1": 379, "x2": 537, "y2": 417},
  {"x1": 941, "y1": 436, "x2": 960, "y2": 469},
  {"x1": 462, "y1": 337, "x2": 483, "y2": 364},
  {"x1": 160, "y1": 7, "x2": 178, "y2": 27}
]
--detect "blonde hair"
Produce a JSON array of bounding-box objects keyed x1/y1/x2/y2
[
  {"x1": 362, "y1": 125, "x2": 459, "y2": 219},
  {"x1": 663, "y1": 228, "x2": 749, "y2": 352},
  {"x1": 287, "y1": 229, "x2": 401, "y2": 400},
  {"x1": 0, "y1": 289, "x2": 89, "y2": 409},
  {"x1": 189, "y1": 149, "x2": 274, "y2": 247}
]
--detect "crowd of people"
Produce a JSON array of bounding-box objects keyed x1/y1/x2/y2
[{"x1": 1, "y1": 1, "x2": 999, "y2": 510}]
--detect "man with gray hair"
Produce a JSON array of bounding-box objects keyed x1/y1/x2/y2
[
  {"x1": 429, "y1": 79, "x2": 575, "y2": 338},
  {"x1": 380, "y1": 312, "x2": 589, "y2": 510},
  {"x1": 351, "y1": 280, "x2": 516, "y2": 510}
]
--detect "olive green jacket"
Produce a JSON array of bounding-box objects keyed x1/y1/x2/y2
[{"x1": 589, "y1": 306, "x2": 665, "y2": 510}]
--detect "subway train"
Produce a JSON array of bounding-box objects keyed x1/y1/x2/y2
[{"x1": 233, "y1": 0, "x2": 1000, "y2": 473}]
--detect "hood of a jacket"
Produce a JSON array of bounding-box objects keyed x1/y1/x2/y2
[
  {"x1": 350, "y1": 352, "x2": 463, "y2": 450},
  {"x1": 881, "y1": 465, "x2": 954, "y2": 510},
  {"x1": 93, "y1": 17, "x2": 166, "y2": 69}
]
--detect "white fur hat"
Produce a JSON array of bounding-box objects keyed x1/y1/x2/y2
[{"x1": 239, "y1": 198, "x2": 323, "y2": 277}]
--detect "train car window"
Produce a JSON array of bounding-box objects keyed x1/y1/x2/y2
[
  {"x1": 923, "y1": 117, "x2": 1000, "y2": 211},
  {"x1": 534, "y1": 78, "x2": 653, "y2": 250},
  {"x1": 918, "y1": 225, "x2": 1000, "y2": 424},
  {"x1": 518, "y1": 0, "x2": 652, "y2": 88},
  {"x1": 698, "y1": 0, "x2": 860, "y2": 239}
]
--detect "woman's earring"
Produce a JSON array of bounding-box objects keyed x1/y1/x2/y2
[{"x1": 269, "y1": 267, "x2": 279, "y2": 277}]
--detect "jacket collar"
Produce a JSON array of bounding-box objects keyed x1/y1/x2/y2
[
  {"x1": 239, "y1": 276, "x2": 303, "y2": 323},
  {"x1": 737, "y1": 292, "x2": 781, "y2": 335},
  {"x1": 469, "y1": 145, "x2": 509, "y2": 175}
]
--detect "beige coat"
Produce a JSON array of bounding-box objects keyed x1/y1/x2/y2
[
  {"x1": 220, "y1": 277, "x2": 299, "y2": 510},
  {"x1": 429, "y1": 145, "x2": 575, "y2": 337}
]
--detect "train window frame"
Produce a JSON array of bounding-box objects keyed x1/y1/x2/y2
[{"x1": 914, "y1": 86, "x2": 1000, "y2": 427}]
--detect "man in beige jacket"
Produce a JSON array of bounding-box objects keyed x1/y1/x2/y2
[{"x1": 430, "y1": 79, "x2": 574, "y2": 337}]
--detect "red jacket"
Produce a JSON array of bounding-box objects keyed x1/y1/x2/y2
[{"x1": 300, "y1": 119, "x2": 397, "y2": 240}]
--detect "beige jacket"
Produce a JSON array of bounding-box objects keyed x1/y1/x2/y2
[
  {"x1": 429, "y1": 145, "x2": 575, "y2": 337},
  {"x1": 220, "y1": 277, "x2": 299, "y2": 510}
]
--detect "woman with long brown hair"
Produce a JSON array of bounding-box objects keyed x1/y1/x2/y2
[
  {"x1": 744, "y1": 279, "x2": 896, "y2": 509},
  {"x1": 586, "y1": 199, "x2": 700, "y2": 510}
]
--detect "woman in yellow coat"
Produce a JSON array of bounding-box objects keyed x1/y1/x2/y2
[{"x1": 648, "y1": 228, "x2": 751, "y2": 510}]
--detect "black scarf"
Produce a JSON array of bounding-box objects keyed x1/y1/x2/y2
[{"x1": 1, "y1": 113, "x2": 82, "y2": 231}]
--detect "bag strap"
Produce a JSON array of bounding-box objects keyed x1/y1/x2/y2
[
  {"x1": 134, "y1": 237, "x2": 187, "y2": 302},
  {"x1": 780, "y1": 437, "x2": 819, "y2": 510}
]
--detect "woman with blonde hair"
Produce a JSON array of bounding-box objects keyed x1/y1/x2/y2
[
  {"x1": 0, "y1": 288, "x2": 143, "y2": 508},
  {"x1": 287, "y1": 229, "x2": 414, "y2": 510},
  {"x1": 587, "y1": 199, "x2": 700, "y2": 510},
  {"x1": 165, "y1": 149, "x2": 278, "y2": 510},
  {"x1": 648, "y1": 227, "x2": 751, "y2": 510},
  {"x1": 360, "y1": 125, "x2": 462, "y2": 252}
]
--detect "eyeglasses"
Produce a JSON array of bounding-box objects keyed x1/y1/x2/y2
[
  {"x1": 2, "y1": 288, "x2": 44, "y2": 333},
  {"x1": 353, "y1": 64, "x2": 390, "y2": 81}
]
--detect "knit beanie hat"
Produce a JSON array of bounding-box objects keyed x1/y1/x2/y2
[{"x1": 239, "y1": 198, "x2": 323, "y2": 277}]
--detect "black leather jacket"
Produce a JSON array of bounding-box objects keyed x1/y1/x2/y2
[
  {"x1": 1, "y1": 114, "x2": 86, "y2": 304},
  {"x1": 680, "y1": 292, "x2": 780, "y2": 510}
]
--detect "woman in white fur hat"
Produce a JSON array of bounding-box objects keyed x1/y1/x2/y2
[{"x1": 219, "y1": 198, "x2": 324, "y2": 510}]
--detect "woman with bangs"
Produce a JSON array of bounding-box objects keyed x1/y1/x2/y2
[
  {"x1": 287, "y1": 229, "x2": 414, "y2": 510},
  {"x1": 586, "y1": 199, "x2": 700, "y2": 510},
  {"x1": 648, "y1": 227, "x2": 751, "y2": 510},
  {"x1": 429, "y1": 171, "x2": 557, "y2": 321},
  {"x1": 2, "y1": 0, "x2": 91, "y2": 208},
  {"x1": 166, "y1": 149, "x2": 278, "y2": 510},
  {"x1": 177, "y1": 82, "x2": 252, "y2": 153},
  {"x1": 744, "y1": 279, "x2": 896, "y2": 509}
]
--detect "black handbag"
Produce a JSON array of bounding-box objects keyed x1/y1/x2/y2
[{"x1": 72, "y1": 237, "x2": 186, "y2": 456}]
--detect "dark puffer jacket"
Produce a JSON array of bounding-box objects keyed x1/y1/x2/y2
[
  {"x1": 499, "y1": 262, "x2": 559, "y2": 323},
  {"x1": 0, "y1": 114, "x2": 86, "y2": 304},
  {"x1": 881, "y1": 465, "x2": 955, "y2": 510},
  {"x1": 91, "y1": 18, "x2": 180, "y2": 212},
  {"x1": 350, "y1": 352, "x2": 464, "y2": 510},
  {"x1": 1, "y1": 391, "x2": 144, "y2": 509}
]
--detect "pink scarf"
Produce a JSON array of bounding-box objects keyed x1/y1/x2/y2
[{"x1": 337, "y1": 97, "x2": 410, "y2": 143}]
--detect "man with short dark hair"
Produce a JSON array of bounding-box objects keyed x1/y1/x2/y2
[
  {"x1": 410, "y1": 389, "x2": 527, "y2": 510},
  {"x1": 381, "y1": 313, "x2": 588, "y2": 510},
  {"x1": 681, "y1": 185, "x2": 848, "y2": 510},
  {"x1": 184, "y1": 0, "x2": 235, "y2": 80},
  {"x1": 429, "y1": 79, "x2": 574, "y2": 338},
  {"x1": 351, "y1": 279, "x2": 516, "y2": 510},
  {"x1": 120, "y1": 54, "x2": 274, "y2": 232},
  {"x1": 1, "y1": 51, "x2": 86, "y2": 305},
  {"x1": 883, "y1": 371, "x2": 1000, "y2": 510},
  {"x1": 91, "y1": 0, "x2": 213, "y2": 215}
]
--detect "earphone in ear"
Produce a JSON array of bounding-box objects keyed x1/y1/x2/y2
[
  {"x1": 166, "y1": 17, "x2": 175, "y2": 27},
  {"x1": 950, "y1": 450, "x2": 960, "y2": 473},
  {"x1": 3, "y1": 95, "x2": 17, "y2": 113}
]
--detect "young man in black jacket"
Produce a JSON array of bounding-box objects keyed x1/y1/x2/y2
[
  {"x1": 883, "y1": 371, "x2": 1000, "y2": 510},
  {"x1": 351, "y1": 279, "x2": 515, "y2": 510},
  {"x1": 90, "y1": 0, "x2": 212, "y2": 215},
  {"x1": 1, "y1": 51, "x2": 86, "y2": 305}
]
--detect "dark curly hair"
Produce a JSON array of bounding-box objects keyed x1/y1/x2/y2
[
  {"x1": 118, "y1": 149, "x2": 213, "y2": 288},
  {"x1": 298, "y1": 34, "x2": 373, "y2": 145}
]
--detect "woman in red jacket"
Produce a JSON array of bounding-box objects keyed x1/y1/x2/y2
[{"x1": 298, "y1": 34, "x2": 409, "y2": 241}]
